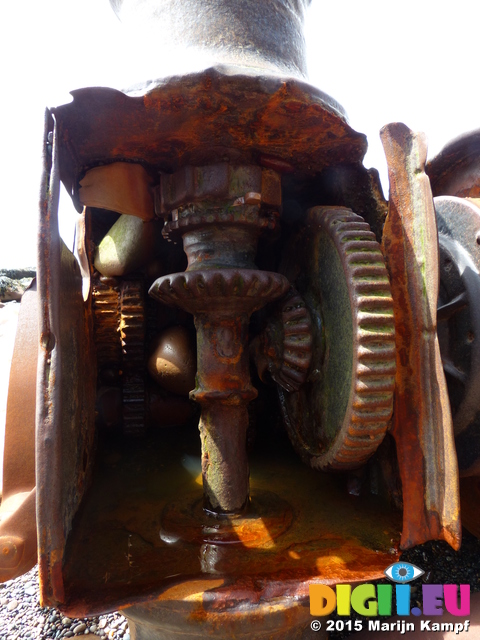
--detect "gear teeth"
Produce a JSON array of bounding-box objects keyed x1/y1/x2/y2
[
  {"x1": 92, "y1": 275, "x2": 146, "y2": 436},
  {"x1": 318, "y1": 208, "x2": 396, "y2": 470},
  {"x1": 92, "y1": 276, "x2": 121, "y2": 369},
  {"x1": 272, "y1": 289, "x2": 313, "y2": 393},
  {"x1": 120, "y1": 279, "x2": 146, "y2": 437}
]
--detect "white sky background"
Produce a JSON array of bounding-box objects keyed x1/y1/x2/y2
[{"x1": 0, "y1": 0, "x2": 479, "y2": 267}]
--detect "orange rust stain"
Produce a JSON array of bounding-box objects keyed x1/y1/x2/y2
[{"x1": 156, "y1": 579, "x2": 225, "y2": 603}]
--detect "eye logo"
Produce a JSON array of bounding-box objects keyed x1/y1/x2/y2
[{"x1": 384, "y1": 562, "x2": 424, "y2": 583}]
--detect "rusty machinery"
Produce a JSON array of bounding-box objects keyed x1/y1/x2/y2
[{"x1": 1, "y1": 0, "x2": 480, "y2": 638}]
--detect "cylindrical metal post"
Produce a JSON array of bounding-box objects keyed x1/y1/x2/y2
[
  {"x1": 150, "y1": 268, "x2": 289, "y2": 515},
  {"x1": 193, "y1": 311, "x2": 256, "y2": 514},
  {"x1": 110, "y1": 0, "x2": 313, "y2": 79},
  {"x1": 150, "y1": 164, "x2": 287, "y2": 516}
]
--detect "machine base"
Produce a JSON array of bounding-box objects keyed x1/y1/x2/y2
[{"x1": 59, "y1": 426, "x2": 401, "y2": 633}]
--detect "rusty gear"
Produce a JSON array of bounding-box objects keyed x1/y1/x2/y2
[
  {"x1": 279, "y1": 207, "x2": 396, "y2": 471},
  {"x1": 92, "y1": 275, "x2": 147, "y2": 435},
  {"x1": 252, "y1": 288, "x2": 313, "y2": 393},
  {"x1": 92, "y1": 275, "x2": 121, "y2": 374},
  {"x1": 120, "y1": 279, "x2": 147, "y2": 437}
]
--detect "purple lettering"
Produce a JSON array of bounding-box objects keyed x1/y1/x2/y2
[{"x1": 422, "y1": 585, "x2": 444, "y2": 616}]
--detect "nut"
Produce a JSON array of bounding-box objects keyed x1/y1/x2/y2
[{"x1": 156, "y1": 164, "x2": 281, "y2": 215}]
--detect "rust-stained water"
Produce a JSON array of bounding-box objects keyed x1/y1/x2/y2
[
  {"x1": 62, "y1": 427, "x2": 401, "y2": 617},
  {"x1": 160, "y1": 489, "x2": 294, "y2": 547}
]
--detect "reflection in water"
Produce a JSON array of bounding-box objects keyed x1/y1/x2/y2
[
  {"x1": 63, "y1": 430, "x2": 402, "y2": 613},
  {"x1": 230, "y1": 514, "x2": 275, "y2": 549},
  {"x1": 200, "y1": 543, "x2": 225, "y2": 574},
  {"x1": 181, "y1": 454, "x2": 202, "y2": 483},
  {"x1": 159, "y1": 529, "x2": 180, "y2": 545}
]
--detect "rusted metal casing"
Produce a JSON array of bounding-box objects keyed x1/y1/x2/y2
[{"x1": 2, "y1": 2, "x2": 472, "y2": 638}]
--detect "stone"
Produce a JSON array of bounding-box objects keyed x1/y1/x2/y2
[
  {"x1": 0, "y1": 269, "x2": 35, "y2": 280},
  {"x1": 73, "y1": 623, "x2": 87, "y2": 634},
  {"x1": 93, "y1": 215, "x2": 155, "y2": 277},
  {"x1": 0, "y1": 276, "x2": 33, "y2": 302},
  {"x1": 7, "y1": 599, "x2": 18, "y2": 610}
]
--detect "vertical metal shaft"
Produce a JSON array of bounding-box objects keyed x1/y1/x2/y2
[
  {"x1": 149, "y1": 166, "x2": 288, "y2": 514},
  {"x1": 193, "y1": 312, "x2": 256, "y2": 514}
]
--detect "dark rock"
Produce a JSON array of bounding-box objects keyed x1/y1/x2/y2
[
  {"x1": 0, "y1": 268, "x2": 36, "y2": 280},
  {"x1": 0, "y1": 275, "x2": 34, "y2": 301}
]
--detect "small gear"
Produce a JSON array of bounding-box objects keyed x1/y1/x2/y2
[
  {"x1": 92, "y1": 275, "x2": 147, "y2": 435},
  {"x1": 120, "y1": 279, "x2": 146, "y2": 436},
  {"x1": 91, "y1": 275, "x2": 121, "y2": 372},
  {"x1": 251, "y1": 287, "x2": 313, "y2": 393},
  {"x1": 279, "y1": 206, "x2": 396, "y2": 471}
]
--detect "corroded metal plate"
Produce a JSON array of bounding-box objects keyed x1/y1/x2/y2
[
  {"x1": 51, "y1": 67, "x2": 366, "y2": 212},
  {"x1": 381, "y1": 123, "x2": 460, "y2": 551},
  {"x1": 36, "y1": 111, "x2": 97, "y2": 607}
]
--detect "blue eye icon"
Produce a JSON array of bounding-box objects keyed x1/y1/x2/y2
[{"x1": 384, "y1": 562, "x2": 424, "y2": 583}]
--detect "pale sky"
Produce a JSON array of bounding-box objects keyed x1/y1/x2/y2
[{"x1": 1, "y1": 1, "x2": 478, "y2": 267}]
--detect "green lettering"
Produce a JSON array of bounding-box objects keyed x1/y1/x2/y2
[
  {"x1": 351, "y1": 584, "x2": 378, "y2": 617},
  {"x1": 377, "y1": 584, "x2": 392, "y2": 616}
]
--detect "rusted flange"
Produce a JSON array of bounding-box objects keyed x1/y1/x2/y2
[{"x1": 51, "y1": 67, "x2": 365, "y2": 212}]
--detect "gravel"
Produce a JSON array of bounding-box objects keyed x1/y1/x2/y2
[{"x1": 0, "y1": 566, "x2": 130, "y2": 640}]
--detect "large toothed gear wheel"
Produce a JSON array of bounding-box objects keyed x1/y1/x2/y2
[{"x1": 279, "y1": 206, "x2": 396, "y2": 471}]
